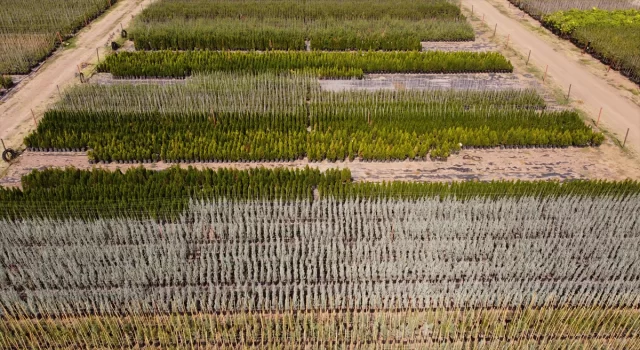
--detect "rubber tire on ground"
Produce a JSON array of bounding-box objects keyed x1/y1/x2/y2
[
  {"x1": 121, "y1": 29, "x2": 127, "y2": 38},
  {"x1": 111, "y1": 41, "x2": 120, "y2": 51},
  {"x1": 2, "y1": 149, "x2": 17, "y2": 162}
]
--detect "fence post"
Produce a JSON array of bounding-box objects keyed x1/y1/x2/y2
[
  {"x1": 96, "y1": 48, "x2": 100, "y2": 63},
  {"x1": 543, "y1": 65, "x2": 548, "y2": 82},
  {"x1": 623, "y1": 128, "x2": 630, "y2": 148},
  {"x1": 493, "y1": 24, "x2": 497, "y2": 37},
  {"x1": 596, "y1": 107, "x2": 602, "y2": 126},
  {"x1": 1, "y1": 139, "x2": 5, "y2": 151},
  {"x1": 566, "y1": 84, "x2": 572, "y2": 100},
  {"x1": 526, "y1": 50, "x2": 531, "y2": 65}
]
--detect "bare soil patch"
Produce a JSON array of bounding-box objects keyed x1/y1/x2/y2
[
  {"x1": 421, "y1": 39, "x2": 497, "y2": 52},
  {"x1": 320, "y1": 73, "x2": 540, "y2": 92}
]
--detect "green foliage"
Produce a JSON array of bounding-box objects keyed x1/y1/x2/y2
[
  {"x1": 25, "y1": 106, "x2": 602, "y2": 163},
  {"x1": 0, "y1": 166, "x2": 331, "y2": 219},
  {"x1": 543, "y1": 9, "x2": 640, "y2": 85},
  {"x1": 320, "y1": 177, "x2": 640, "y2": 201},
  {"x1": 544, "y1": 9, "x2": 640, "y2": 35},
  {"x1": 507, "y1": 0, "x2": 639, "y2": 18},
  {"x1": 2, "y1": 166, "x2": 639, "y2": 219},
  {"x1": 130, "y1": 18, "x2": 473, "y2": 51},
  {"x1": 27, "y1": 72, "x2": 601, "y2": 162},
  {"x1": 129, "y1": 0, "x2": 473, "y2": 51},
  {"x1": 0, "y1": 0, "x2": 118, "y2": 74},
  {"x1": 137, "y1": 0, "x2": 464, "y2": 21},
  {"x1": 26, "y1": 74, "x2": 601, "y2": 163},
  {"x1": 0, "y1": 75, "x2": 13, "y2": 89},
  {"x1": 98, "y1": 51, "x2": 514, "y2": 78}
]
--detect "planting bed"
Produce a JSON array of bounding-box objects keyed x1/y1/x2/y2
[
  {"x1": 0, "y1": 0, "x2": 118, "y2": 74},
  {"x1": 319, "y1": 73, "x2": 540, "y2": 92},
  {"x1": 98, "y1": 51, "x2": 514, "y2": 78},
  {"x1": 25, "y1": 73, "x2": 603, "y2": 163},
  {"x1": 130, "y1": 0, "x2": 474, "y2": 51},
  {"x1": 2, "y1": 0, "x2": 639, "y2": 347},
  {"x1": 1, "y1": 167, "x2": 639, "y2": 347},
  {"x1": 508, "y1": 1, "x2": 640, "y2": 85}
]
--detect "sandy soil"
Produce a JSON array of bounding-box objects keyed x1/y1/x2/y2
[
  {"x1": 2, "y1": 144, "x2": 639, "y2": 187},
  {"x1": 93, "y1": 72, "x2": 540, "y2": 92},
  {"x1": 0, "y1": 0, "x2": 151, "y2": 161},
  {"x1": 464, "y1": 0, "x2": 640, "y2": 155},
  {"x1": 320, "y1": 73, "x2": 540, "y2": 92},
  {"x1": 421, "y1": 39, "x2": 497, "y2": 52}
]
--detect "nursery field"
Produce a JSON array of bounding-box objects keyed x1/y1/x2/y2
[
  {"x1": 98, "y1": 51, "x2": 514, "y2": 78},
  {"x1": 24, "y1": 72, "x2": 603, "y2": 163},
  {"x1": 507, "y1": 0, "x2": 639, "y2": 18},
  {"x1": 1, "y1": 167, "x2": 640, "y2": 347},
  {"x1": 508, "y1": 1, "x2": 640, "y2": 85},
  {"x1": 3, "y1": 0, "x2": 640, "y2": 347},
  {"x1": 0, "y1": 0, "x2": 118, "y2": 75},
  {"x1": 130, "y1": 0, "x2": 474, "y2": 50}
]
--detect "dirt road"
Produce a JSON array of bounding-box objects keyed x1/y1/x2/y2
[
  {"x1": 0, "y1": 0, "x2": 150, "y2": 152},
  {"x1": 464, "y1": 0, "x2": 640, "y2": 154}
]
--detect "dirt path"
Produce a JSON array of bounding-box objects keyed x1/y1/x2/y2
[
  {"x1": 2, "y1": 145, "x2": 639, "y2": 187},
  {"x1": 0, "y1": 0, "x2": 150, "y2": 153},
  {"x1": 464, "y1": 0, "x2": 640, "y2": 154}
]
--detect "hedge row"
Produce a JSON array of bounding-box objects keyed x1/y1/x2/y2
[
  {"x1": 98, "y1": 51, "x2": 514, "y2": 78},
  {"x1": 130, "y1": 18, "x2": 474, "y2": 51},
  {"x1": 138, "y1": 0, "x2": 463, "y2": 21},
  {"x1": 2, "y1": 166, "x2": 639, "y2": 219},
  {"x1": 24, "y1": 108, "x2": 603, "y2": 163}
]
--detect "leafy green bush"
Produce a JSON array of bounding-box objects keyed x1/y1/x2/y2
[
  {"x1": 544, "y1": 9, "x2": 640, "y2": 35},
  {"x1": 98, "y1": 51, "x2": 514, "y2": 78},
  {"x1": 0, "y1": 75, "x2": 13, "y2": 89}
]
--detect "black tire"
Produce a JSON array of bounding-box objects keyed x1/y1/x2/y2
[
  {"x1": 111, "y1": 41, "x2": 120, "y2": 51},
  {"x1": 121, "y1": 29, "x2": 128, "y2": 38},
  {"x1": 2, "y1": 149, "x2": 17, "y2": 162},
  {"x1": 79, "y1": 72, "x2": 85, "y2": 83}
]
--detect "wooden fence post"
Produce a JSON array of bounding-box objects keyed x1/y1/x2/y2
[
  {"x1": 596, "y1": 107, "x2": 602, "y2": 126},
  {"x1": 623, "y1": 128, "x2": 630, "y2": 148}
]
